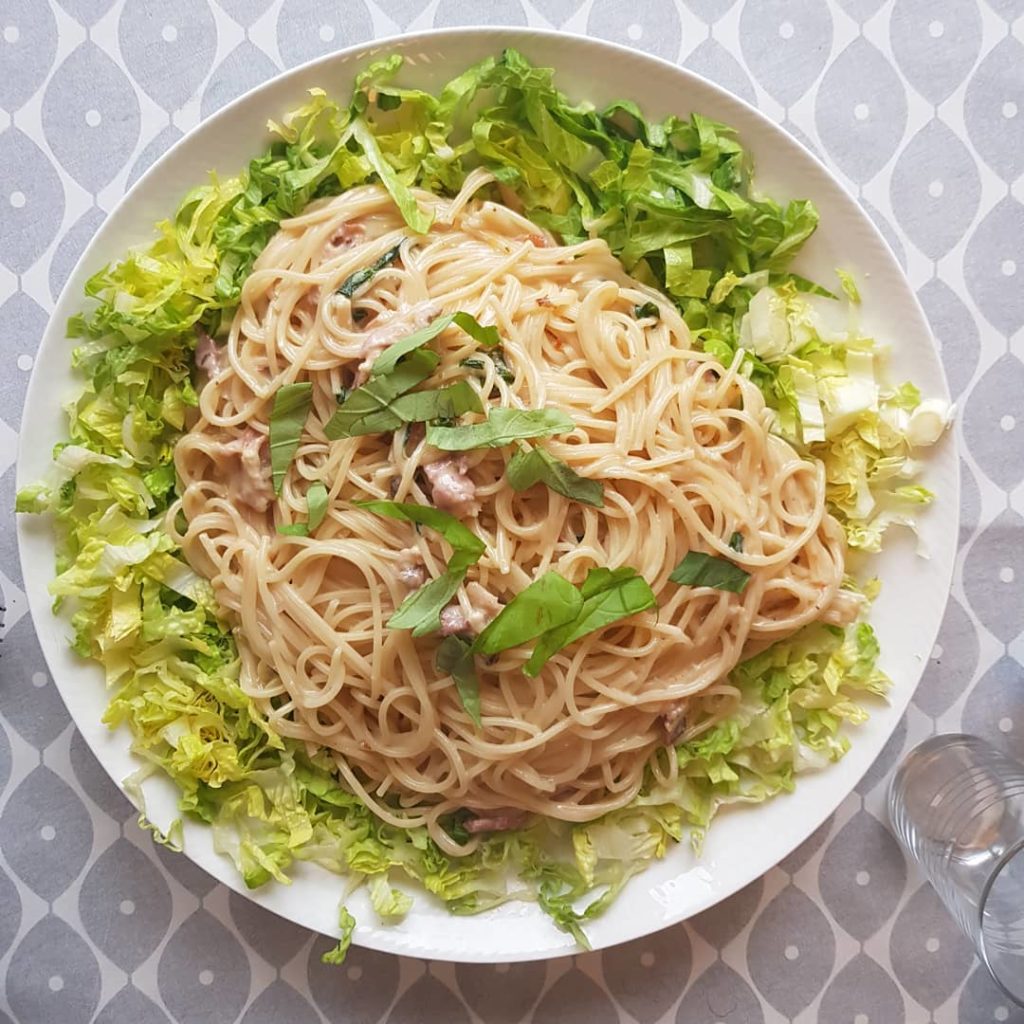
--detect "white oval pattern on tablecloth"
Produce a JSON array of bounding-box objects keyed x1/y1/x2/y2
[
  {"x1": 917, "y1": 278, "x2": 980, "y2": 401},
  {"x1": 890, "y1": 118, "x2": 980, "y2": 261},
  {"x1": 41, "y1": 42, "x2": 141, "y2": 193},
  {"x1": 1, "y1": 2, "x2": 1021, "y2": 1020},
  {"x1": 119, "y1": 0, "x2": 218, "y2": 112}
]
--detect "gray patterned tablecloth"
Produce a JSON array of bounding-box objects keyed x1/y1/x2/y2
[{"x1": 0, "y1": 1, "x2": 1022, "y2": 1021}]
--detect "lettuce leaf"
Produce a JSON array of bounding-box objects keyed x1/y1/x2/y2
[{"x1": 321, "y1": 908, "x2": 357, "y2": 965}]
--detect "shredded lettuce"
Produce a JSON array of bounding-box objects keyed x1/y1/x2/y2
[
  {"x1": 17, "y1": 49, "x2": 937, "y2": 948},
  {"x1": 734, "y1": 280, "x2": 949, "y2": 552},
  {"x1": 321, "y1": 907, "x2": 357, "y2": 965}
]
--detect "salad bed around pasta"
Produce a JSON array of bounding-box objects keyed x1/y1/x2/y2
[{"x1": 17, "y1": 50, "x2": 947, "y2": 953}]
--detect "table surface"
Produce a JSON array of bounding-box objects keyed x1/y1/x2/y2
[{"x1": 1, "y1": 1, "x2": 1022, "y2": 1021}]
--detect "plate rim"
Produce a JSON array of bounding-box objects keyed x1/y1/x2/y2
[{"x1": 15, "y1": 24, "x2": 959, "y2": 963}]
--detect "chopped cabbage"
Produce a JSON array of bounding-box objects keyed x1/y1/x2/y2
[{"x1": 737, "y1": 273, "x2": 949, "y2": 552}]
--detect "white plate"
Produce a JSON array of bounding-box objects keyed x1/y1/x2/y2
[{"x1": 16, "y1": 27, "x2": 958, "y2": 962}]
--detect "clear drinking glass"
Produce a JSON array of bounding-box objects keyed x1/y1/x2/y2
[{"x1": 889, "y1": 734, "x2": 1024, "y2": 1004}]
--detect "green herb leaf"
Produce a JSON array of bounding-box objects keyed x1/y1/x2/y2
[
  {"x1": 473, "y1": 572, "x2": 582, "y2": 656},
  {"x1": 524, "y1": 567, "x2": 656, "y2": 676},
  {"x1": 728, "y1": 531, "x2": 743, "y2": 553},
  {"x1": 360, "y1": 502, "x2": 485, "y2": 637},
  {"x1": 505, "y1": 447, "x2": 604, "y2": 507},
  {"x1": 376, "y1": 92, "x2": 402, "y2": 112},
  {"x1": 275, "y1": 482, "x2": 329, "y2": 537},
  {"x1": 321, "y1": 907, "x2": 356, "y2": 965},
  {"x1": 449, "y1": 310, "x2": 501, "y2": 349},
  {"x1": 323, "y1": 350, "x2": 438, "y2": 439},
  {"x1": 669, "y1": 551, "x2": 750, "y2": 593},
  {"x1": 436, "y1": 635, "x2": 481, "y2": 726},
  {"x1": 370, "y1": 311, "x2": 498, "y2": 378},
  {"x1": 268, "y1": 382, "x2": 313, "y2": 494},
  {"x1": 388, "y1": 380, "x2": 483, "y2": 423},
  {"x1": 358, "y1": 500, "x2": 485, "y2": 562},
  {"x1": 337, "y1": 242, "x2": 403, "y2": 299},
  {"x1": 389, "y1": 569, "x2": 465, "y2": 638},
  {"x1": 634, "y1": 301, "x2": 661, "y2": 319},
  {"x1": 461, "y1": 349, "x2": 515, "y2": 384},
  {"x1": 327, "y1": 377, "x2": 481, "y2": 439},
  {"x1": 427, "y1": 408, "x2": 575, "y2": 452},
  {"x1": 307, "y1": 481, "x2": 329, "y2": 530}
]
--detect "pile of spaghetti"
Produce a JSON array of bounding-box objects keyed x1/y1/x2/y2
[
  {"x1": 174, "y1": 171, "x2": 851, "y2": 849},
  {"x1": 20, "y1": 50, "x2": 944, "y2": 945}
]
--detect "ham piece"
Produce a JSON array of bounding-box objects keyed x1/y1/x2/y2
[
  {"x1": 463, "y1": 809, "x2": 529, "y2": 834},
  {"x1": 438, "y1": 583, "x2": 501, "y2": 637},
  {"x1": 208, "y1": 428, "x2": 273, "y2": 512},
  {"x1": 424, "y1": 456, "x2": 478, "y2": 517},
  {"x1": 194, "y1": 328, "x2": 224, "y2": 378}
]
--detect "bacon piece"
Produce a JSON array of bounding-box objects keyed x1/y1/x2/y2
[
  {"x1": 424, "y1": 456, "x2": 478, "y2": 517},
  {"x1": 323, "y1": 221, "x2": 365, "y2": 258},
  {"x1": 208, "y1": 428, "x2": 273, "y2": 512},
  {"x1": 395, "y1": 547, "x2": 426, "y2": 589},
  {"x1": 194, "y1": 328, "x2": 224, "y2": 378},
  {"x1": 463, "y1": 809, "x2": 529, "y2": 834},
  {"x1": 661, "y1": 702, "x2": 687, "y2": 745},
  {"x1": 438, "y1": 583, "x2": 500, "y2": 638},
  {"x1": 439, "y1": 605, "x2": 470, "y2": 637}
]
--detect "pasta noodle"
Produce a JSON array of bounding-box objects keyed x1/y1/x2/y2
[{"x1": 171, "y1": 170, "x2": 849, "y2": 853}]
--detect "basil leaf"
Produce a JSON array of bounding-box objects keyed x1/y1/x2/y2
[
  {"x1": 728, "y1": 531, "x2": 743, "y2": 553},
  {"x1": 506, "y1": 447, "x2": 604, "y2": 507},
  {"x1": 326, "y1": 312, "x2": 498, "y2": 439},
  {"x1": 669, "y1": 551, "x2": 750, "y2": 593},
  {"x1": 269, "y1": 382, "x2": 313, "y2": 494},
  {"x1": 388, "y1": 380, "x2": 483, "y2": 423},
  {"x1": 360, "y1": 501, "x2": 485, "y2": 637},
  {"x1": 371, "y1": 311, "x2": 499, "y2": 378},
  {"x1": 358, "y1": 500, "x2": 485, "y2": 563},
  {"x1": 307, "y1": 481, "x2": 329, "y2": 530},
  {"x1": 436, "y1": 635, "x2": 481, "y2": 726},
  {"x1": 634, "y1": 301, "x2": 660, "y2": 319},
  {"x1": 461, "y1": 349, "x2": 515, "y2": 384},
  {"x1": 389, "y1": 568, "x2": 465, "y2": 637},
  {"x1": 337, "y1": 241, "x2": 403, "y2": 298},
  {"x1": 449, "y1": 310, "x2": 500, "y2": 349},
  {"x1": 524, "y1": 567, "x2": 656, "y2": 677},
  {"x1": 369, "y1": 316, "x2": 451, "y2": 377},
  {"x1": 427, "y1": 408, "x2": 575, "y2": 451},
  {"x1": 276, "y1": 480, "x2": 330, "y2": 537},
  {"x1": 578, "y1": 565, "x2": 642, "y2": 599},
  {"x1": 473, "y1": 572, "x2": 582, "y2": 656},
  {"x1": 323, "y1": 349, "x2": 438, "y2": 439}
]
